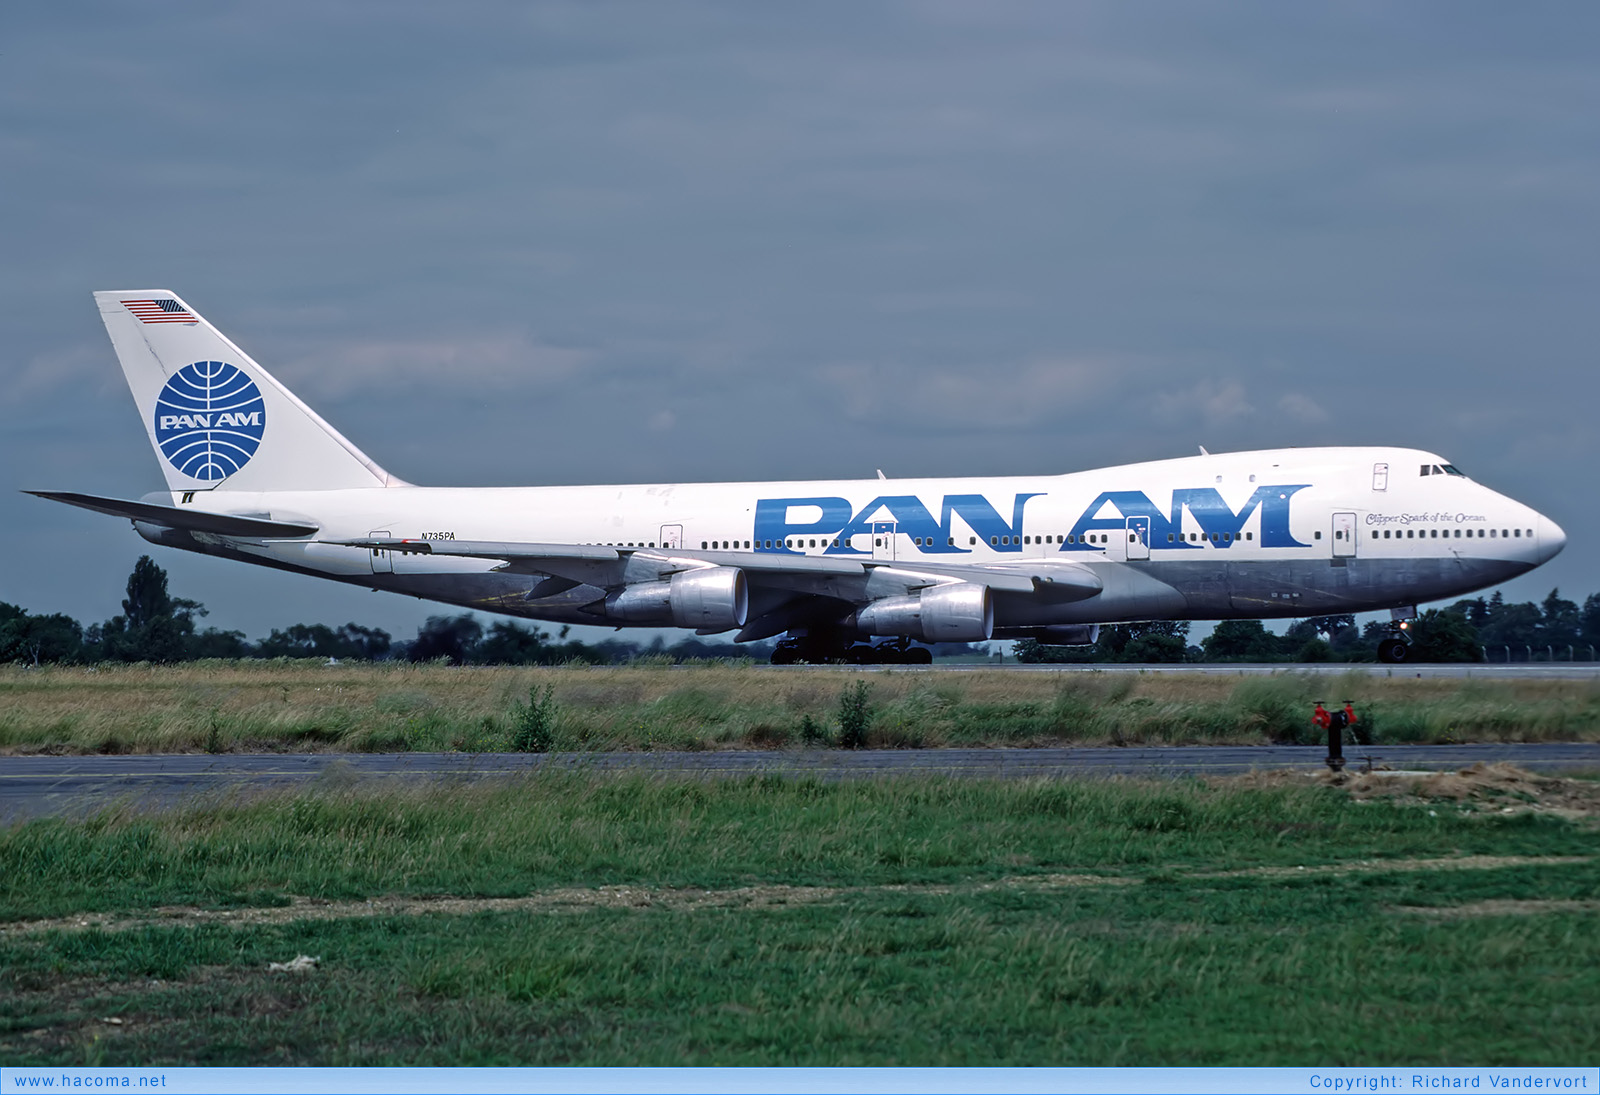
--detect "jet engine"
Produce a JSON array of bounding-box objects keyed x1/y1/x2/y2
[
  {"x1": 853, "y1": 582, "x2": 993, "y2": 642},
  {"x1": 603, "y1": 566, "x2": 749, "y2": 630}
]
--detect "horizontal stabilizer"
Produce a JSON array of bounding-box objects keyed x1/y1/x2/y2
[{"x1": 27, "y1": 491, "x2": 319, "y2": 538}]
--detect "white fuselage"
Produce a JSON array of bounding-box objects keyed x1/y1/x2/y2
[{"x1": 139, "y1": 445, "x2": 1564, "y2": 636}]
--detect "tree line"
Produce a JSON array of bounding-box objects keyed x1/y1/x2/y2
[
  {"x1": 0, "y1": 556, "x2": 796, "y2": 666},
  {"x1": 4, "y1": 555, "x2": 1597, "y2": 666},
  {"x1": 1015, "y1": 590, "x2": 1600, "y2": 664}
]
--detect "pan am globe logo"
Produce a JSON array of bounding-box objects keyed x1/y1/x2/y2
[{"x1": 153, "y1": 361, "x2": 267, "y2": 481}]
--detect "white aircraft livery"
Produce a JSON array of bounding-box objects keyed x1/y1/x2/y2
[{"x1": 30, "y1": 291, "x2": 1567, "y2": 664}]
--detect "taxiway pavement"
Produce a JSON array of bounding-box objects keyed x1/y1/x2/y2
[{"x1": 4, "y1": 743, "x2": 1597, "y2": 823}]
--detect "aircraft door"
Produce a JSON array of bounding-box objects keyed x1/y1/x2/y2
[
  {"x1": 660, "y1": 524, "x2": 683, "y2": 550},
  {"x1": 368, "y1": 530, "x2": 393, "y2": 574},
  {"x1": 1126, "y1": 516, "x2": 1151, "y2": 561},
  {"x1": 1332, "y1": 512, "x2": 1356, "y2": 559},
  {"x1": 872, "y1": 521, "x2": 896, "y2": 561}
]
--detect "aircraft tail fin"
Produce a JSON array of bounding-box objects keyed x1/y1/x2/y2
[{"x1": 94, "y1": 291, "x2": 406, "y2": 492}]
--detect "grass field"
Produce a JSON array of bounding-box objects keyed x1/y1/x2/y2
[
  {"x1": 3, "y1": 662, "x2": 1599, "y2": 754},
  {"x1": 2, "y1": 770, "x2": 1597, "y2": 1065}
]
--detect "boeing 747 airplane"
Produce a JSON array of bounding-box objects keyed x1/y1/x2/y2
[{"x1": 29, "y1": 291, "x2": 1566, "y2": 664}]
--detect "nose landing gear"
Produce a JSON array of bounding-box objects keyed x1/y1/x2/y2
[{"x1": 1376, "y1": 606, "x2": 1417, "y2": 664}]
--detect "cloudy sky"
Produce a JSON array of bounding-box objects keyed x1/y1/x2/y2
[{"x1": 3, "y1": 2, "x2": 1596, "y2": 642}]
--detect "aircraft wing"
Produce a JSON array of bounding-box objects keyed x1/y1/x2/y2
[
  {"x1": 328, "y1": 536, "x2": 1103, "y2": 600},
  {"x1": 28, "y1": 491, "x2": 319, "y2": 538}
]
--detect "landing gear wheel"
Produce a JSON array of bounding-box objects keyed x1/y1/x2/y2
[
  {"x1": 1377, "y1": 637, "x2": 1411, "y2": 664},
  {"x1": 772, "y1": 632, "x2": 856, "y2": 665}
]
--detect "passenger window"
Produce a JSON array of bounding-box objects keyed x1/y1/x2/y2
[
  {"x1": 1247, "y1": 532, "x2": 1254, "y2": 540},
  {"x1": 1406, "y1": 530, "x2": 1413, "y2": 538},
  {"x1": 1223, "y1": 533, "x2": 1231, "y2": 542},
  {"x1": 1384, "y1": 530, "x2": 1391, "y2": 539},
  {"x1": 1314, "y1": 531, "x2": 1322, "y2": 540},
  {"x1": 1167, "y1": 534, "x2": 1175, "y2": 542}
]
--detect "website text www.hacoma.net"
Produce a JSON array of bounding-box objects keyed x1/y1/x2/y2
[{"x1": 11, "y1": 1078, "x2": 167, "y2": 1089}]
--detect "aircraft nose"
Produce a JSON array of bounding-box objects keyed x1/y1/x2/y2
[{"x1": 1536, "y1": 514, "x2": 1566, "y2": 565}]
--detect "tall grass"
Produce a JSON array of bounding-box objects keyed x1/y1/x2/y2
[
  {"x1": 3, "y1": 772, "x2": 1592, "y2": 921},
  {"x1": 2, "y1": 662, "x2": 1598, "y2": 754},
  {"x1": 2, "y1": 774, "x2": 1596, "y2": 1065}
]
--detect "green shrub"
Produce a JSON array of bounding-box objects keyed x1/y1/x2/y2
[
  {"x1": 511, "y1": 683, "x2": 558, "y2": 752},
  {"x1": 837, "y1": 679, "x2": 873, "y2": 749},
  {"x1": 799, "y1": 713, "x2": 829, "y2": 746}
]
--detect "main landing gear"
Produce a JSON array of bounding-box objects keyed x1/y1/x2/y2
[{"x1": 770, "y1": 633, "x2": 933, "y2": 665}]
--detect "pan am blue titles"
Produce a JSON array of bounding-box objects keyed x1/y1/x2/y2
[{"x1": 30, "y1": 292, "x2": 1566, "y2": 665}]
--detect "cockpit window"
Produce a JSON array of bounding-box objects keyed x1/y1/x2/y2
[
  {"x1": 1441, "y1": 464, "x2": 1466, "y2": 477},
  {"x1": 1423, "y1": 463, "x2": 1467, "y2": 478}
]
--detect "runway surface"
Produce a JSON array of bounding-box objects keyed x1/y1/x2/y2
[
  {"x1": 844, "y1": 662, "x2": 1600, "y2": 679},
  {"x1": 4, "y1": 744, "x2": 1598, "y2": 823}
]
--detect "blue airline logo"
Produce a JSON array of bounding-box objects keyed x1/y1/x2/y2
[
  {"x1": 753, "y1": 485, "x2": 1311, "y2": 554},
  {"x1": 153, "y1": 361, "x2": 267, "y2": 481},
  {"x1": 756, "y1": 494, "x2": 1039, "y2": 554},
  {"x1": 1065, "y1": 485, "x2": 1311, "y2": 549}
]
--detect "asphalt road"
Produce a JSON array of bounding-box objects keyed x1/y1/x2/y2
[
  {"x1": 4, "y1": 744, "x2": 1598, "y2": 823},
  {"x1": 850, "y1": 662, "x2": 1600, "y2": 679}
]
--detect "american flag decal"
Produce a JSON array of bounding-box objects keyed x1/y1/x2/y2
[{"x1": 123, "y1": 298, "x2": 197, "y2": 324}]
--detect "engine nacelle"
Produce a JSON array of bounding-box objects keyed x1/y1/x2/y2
[
  {"x1": 603, "y1": 566, "x2": 749, "y2": 631},
  {"x1": 854, "y1": 582, "x2": 993, "y2": 643}
]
